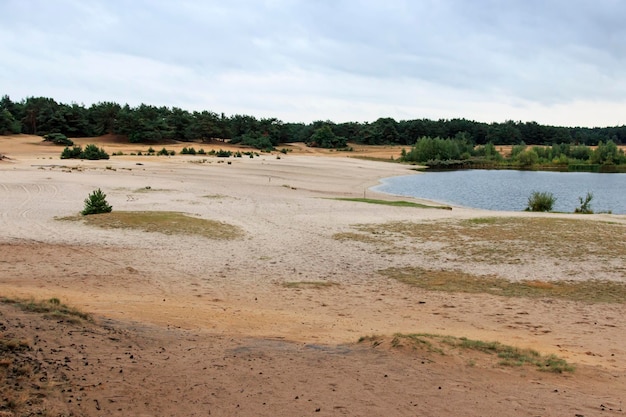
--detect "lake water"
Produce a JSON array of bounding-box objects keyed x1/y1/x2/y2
[{"x1": 372, "y1": 170, "x2": 626, "y2": 214}]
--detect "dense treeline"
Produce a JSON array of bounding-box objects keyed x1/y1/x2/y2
[
  {"x1": 400, "y1": 136, "x2": 626, "y2": 172},
  {"x1": 1, "y1": 95, "x2": 626, "y2": 148}
]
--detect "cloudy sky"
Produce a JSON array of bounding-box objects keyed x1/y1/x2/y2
[{"x1": 1, "y1": 0, "x2": 625, "y2": 127}]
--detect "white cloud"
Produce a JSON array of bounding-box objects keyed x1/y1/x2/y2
[{"x1": 1, "y1": 0, "x2": 626, "y2": 127}]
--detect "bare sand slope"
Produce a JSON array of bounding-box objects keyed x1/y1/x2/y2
[{"x1": 1, "y1": 135, "x2": 625, "y2": 416}]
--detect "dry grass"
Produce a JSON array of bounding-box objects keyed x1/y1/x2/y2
[
  {"x1": 331, "y1": 197, "x2": 451, "y2": 210},
  {"x1": 344, "y1": 217, "x2": 626, "y2": 268},
  {"x1": 61, "y1": 211, "x2": 245, "y2": 239},
  {"x1": 0, "y1": 297, "x2": 92, "y2": 322},
  {"x1": 282, "y1": 281, "x2": 339, "y2": 289},
  {"x1": 379, "y1": 266, "x2": 626, "y2": 303},
  {"x1": 360, "y1": 333, "x2": 574, "y2": 373}
]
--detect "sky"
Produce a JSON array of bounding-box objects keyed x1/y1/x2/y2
[{"x1": 1, "y1": 0, "x2": 625, "y2": 128}]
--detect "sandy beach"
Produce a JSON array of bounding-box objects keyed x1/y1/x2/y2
[{"x1": 1, "y1": 135, "x2": 625, "y2": 416}]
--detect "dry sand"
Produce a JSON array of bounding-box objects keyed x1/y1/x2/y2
[{"x1": 1, "y1": 135, "x2": 625, "y2": 416}]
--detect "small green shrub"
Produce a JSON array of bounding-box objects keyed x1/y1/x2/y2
[
  {"x1": 61, "y1": 144, "x2": 109, "y2": 160},
  {"x1": 574, "y1": 192, "x2": 594, "y2": 214},
  {"x1": 216, "y1": 149, "x2": 232, "y2": 157},
  {"x1": 82, "y1": 188, "x2": 112, "y2": 215},
  {"x1": 181, "y1": 147, "x2": 197, "y2": 155},
  {"x1": 525, "y1": 191, "x2": 555, "y2": 212},
  {"x1": 82, "y1": 144, "x2": 110, "y2": 160},
  {"x1": 157, "y1": 147, "x2": 169, "y2": 156},
  {"x1": 43, "y1": 133, "x2": 73, "y2": 146},
  {"x1": 61, "y1": 145, "x2": 83, "y2": 159}
]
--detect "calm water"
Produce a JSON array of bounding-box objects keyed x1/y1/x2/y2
[{"x1": 373, "y1": 170, "x2": 626, "y2": 214}]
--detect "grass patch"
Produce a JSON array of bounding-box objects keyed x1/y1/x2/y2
[
  {"x1": 379, "y1": 266, "x2": 626, "y2": 303},
  {"x1": 441, "y1": 335, "x2": 574, "y2": 373},
  {"x1": 360, "y1": 333, "x2": 574, "y2": 373},
  {"x1": 351, "y1": 217, "x2": 626, "y2": 265},
  {"x1": 0, "y1": 338, "x2": 30, "y2": 353},
  {"x1": 282, "y1": 281, "x2": 339, "y2": 289},
  {"x1": 61, "y1": 211, "x2": 244, "y2": 239},
  {"x1": 0, "y1": 297, "x2": 92, "y2": 322},
  {"x1": 331, "y1": 197, "x2": 451, "y2": 210}
]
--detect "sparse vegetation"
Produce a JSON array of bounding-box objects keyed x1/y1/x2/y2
[
  {"x1": 574, "y1": 192, "x2": 594, "y2": 214},
  {"x1": 360, "y1": 333, "x2": 574, "y2": 373},
  {"x1": 343, "y1": 217, "x2": 626, "y2": 267},
  {"x1": 332, "y1": 197, "x2": 451, "y2": 209},
  {"x1": 62, "y1": 211, "x2": 244, "y2": 239},
  {"x1": 379, "y1": 266, "x2": 626, "y2": 303},
  {"x1": 282, "y1": 281, "x2": 338, "y2": 289},
  {"x1": 0, "y1": 297, "x2": 92, "y2": 323}
]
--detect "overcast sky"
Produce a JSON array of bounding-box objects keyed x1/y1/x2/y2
[{"x1": 1, "y1": 0, "x2": 625, "y2": 127}]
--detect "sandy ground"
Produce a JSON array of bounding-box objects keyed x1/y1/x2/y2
[{"x1": 1, "y1": 135, "x2": 626, "y2": 416}]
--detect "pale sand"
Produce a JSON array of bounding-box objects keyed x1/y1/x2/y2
[{"x1": 1, "y1": 135, "x2": 626, "y2": 416}]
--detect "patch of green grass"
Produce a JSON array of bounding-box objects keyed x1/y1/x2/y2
[
  {"x1": 282, "y1": 281, "x2": 338, "y2": 289},
  {"x1": 60, "y1": 211, "x2": 244, "y2": 240},
  {"x1": 0, "y1": 297, "x2": 92, "y2": 322},
  {"x1": 331, "y1": 197, "x2": 451, "y2": 210},
  {"x1": 379, "y1": 266, "x2": 626, "y2": 303}
]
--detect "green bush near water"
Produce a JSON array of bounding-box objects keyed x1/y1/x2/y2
[{"x1": 525, "y1": 191, "x2": 555, "y2": 212}]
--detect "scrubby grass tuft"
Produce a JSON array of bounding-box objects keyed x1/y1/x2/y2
[
  {"x1": 360, "y1": 333, "x2": 574, "y2": 373},
  {"x1": 0, "y1": 297, "x2": 92, "y2": 322},
  {"x1": 525, "y1": 191, "x2": 556, "y2": 212}
]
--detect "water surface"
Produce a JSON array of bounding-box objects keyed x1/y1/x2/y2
[{"x1": 373, "y1": 170, "x2": 626, "y2": 214}]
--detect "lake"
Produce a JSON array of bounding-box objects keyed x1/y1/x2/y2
[{"x1": 372, "y1": 170, "x2": 626, "y2": 214}]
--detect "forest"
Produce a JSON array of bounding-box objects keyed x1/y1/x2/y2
[{"x1": 2, "y1": 95, "x2": 626, "y2": 150}]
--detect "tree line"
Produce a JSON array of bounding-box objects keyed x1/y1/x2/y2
[
  {"x1": 400, "y1": 136, "x2": 626, "y2": 172},
  {"x1": 2, "y1": 95, "x2": 626, "y2": 148}
]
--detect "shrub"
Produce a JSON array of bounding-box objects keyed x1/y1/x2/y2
[
  {"x1": 181, "y1": 147, "x2": 196, "y2": 155},
  {"x1": 81, "y1": 188, "x2": 112, "y2": 215},
  {"x1": 157, "y1": 147, "x2": 169, "y2": 156},
  {"x1": 61, "y1": 146, "x2": 83, "y2": 159},
  {"x1": 82, "y1": 144, "x2": 110, "y2": 160},
  {"x1": 43, "y1": 133, "x2": 74, "y2": 146},
  {"x1": 61, "y1": 144, "x2": 109, "y2": 160},
  {"x1": 216, "y1": 149, "x2": 232, "y2": 157},
  {"x1": 525, "y1": 191, "x2": 555, "y2": 212},
  {"x1": 574, "y1": 192, "x2": 594, "y2": 214}
]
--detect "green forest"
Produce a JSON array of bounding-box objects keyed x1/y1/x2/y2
[{"x1": 2, "y1": 95, "x2": 626, "y2": 152}]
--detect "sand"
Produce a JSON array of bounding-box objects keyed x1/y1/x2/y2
[{"x1": 1, "y1": 135, "x2": 625, "y2": 416}]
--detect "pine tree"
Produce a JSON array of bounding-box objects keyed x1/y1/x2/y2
[{"x1": 81, "y1": 189, "x2": 112, "y2": 215}]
